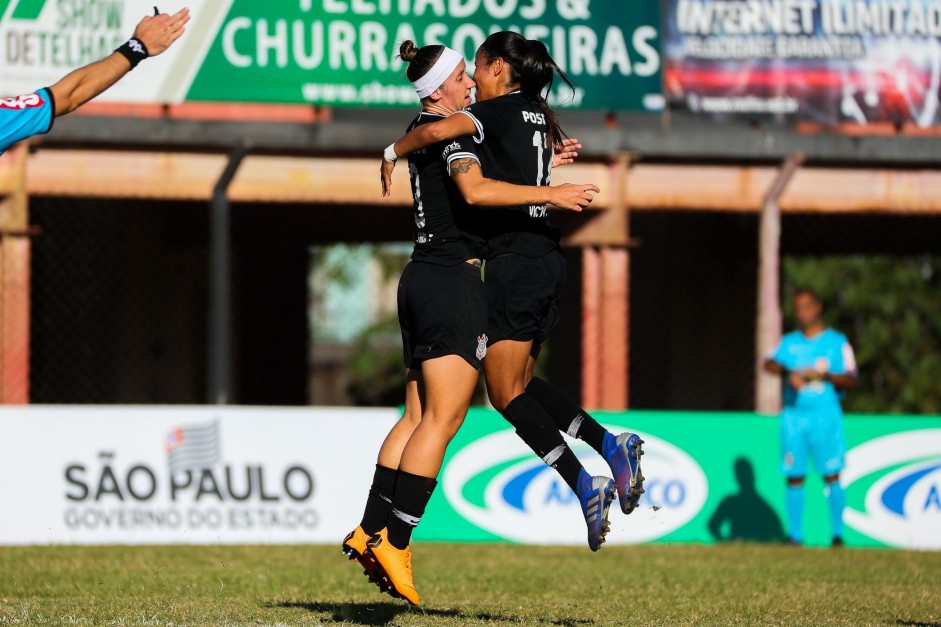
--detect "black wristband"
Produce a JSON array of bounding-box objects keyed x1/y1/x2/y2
[{"x1": 115, "y1": 38, "x2": 149, "y2": 69}]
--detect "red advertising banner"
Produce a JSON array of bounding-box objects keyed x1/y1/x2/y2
[{"x1": 663, "y1": 0, "x2": 941, "y2": 126}]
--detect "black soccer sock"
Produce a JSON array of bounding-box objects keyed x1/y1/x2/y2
[
  {"x1": 526, "y1": 377, "x2": 609, "y2": 455},
  {"x1": 387, "y1": 470, "x2": 438, "y2": 549},
  {"x1": 501, "y1": 393, "x2": 584, "y2": 493},
  {"x1": 359, "y1": 464, "x2": 397, "y2": 535}
]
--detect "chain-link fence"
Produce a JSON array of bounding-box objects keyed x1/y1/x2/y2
[
  {"x1": 30, "y1": 196, "x2": 208, "y2": 404},
  {"x1": 24, "y1": 190, "x2": 941, "y2": 413},
  {"x1": 628, "y1": 210, "x2": 941, "y2": 413}
]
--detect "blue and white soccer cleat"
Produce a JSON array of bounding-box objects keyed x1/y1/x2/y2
[
  {"x1": 603, "y1": 432, "x2": 646, "y2": 515},
  {"x1": 576, "y1": 471, "x2": 617, "y2": 552}
]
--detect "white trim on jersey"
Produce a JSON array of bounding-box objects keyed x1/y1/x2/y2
[
  {"x1": 455, "y1": 110, "x2": 485, "y2": 144},
  {"x1": 446, "y1": 151, "x2": 481, "y2": 176},
  {"x1": 842, "y1": 342, "x2": 858, "y2": 375}
]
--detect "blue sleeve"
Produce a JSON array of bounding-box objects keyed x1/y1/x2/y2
[
  {"x1": 772, "y1": 335, "x2": 792, "y2": 369},
  {"x1": 831, "y1": 333, "x2": 857, "y2": 375},
  {"x1": 0, "y1": 89, "x2": 56, "y2": 155}
]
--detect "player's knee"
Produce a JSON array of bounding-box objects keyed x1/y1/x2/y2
[
  {"x1": 487, "y1": 383, "x2": 526, "y2": 413},
  {"x1": 419, "y1": 410, "x2": 465, "y2": 438},
  {"x1": 400, "y1": 409, "x2": 422, "y2": 428},
  {"x1": 486, "y1": 388, "x2": 512, "y2": 413},
  {"x1": 488, "y1": 395, "x2": 507, "y2": 413},
  {"x1": 787, "y1": 477, "x2": 805, "y2": 487}
]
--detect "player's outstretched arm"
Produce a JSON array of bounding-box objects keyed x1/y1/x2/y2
[
  {"x1": 380, "y1": 114, "x2": 479, "y2": 196},
  {"x1": 448, "y1": 157, "x2": 598, "y2": 212},
  {"x1": 49, "y1": 8, "x2": 190, "y2": 116}
]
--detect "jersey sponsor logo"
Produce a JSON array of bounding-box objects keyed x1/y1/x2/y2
[
  {"x1": 843, "y1": 429, "x2": 941, "y2": 549},
  {"x1": 442, "y1": 140, "x2": 462, "y2": 156},
  {"x1": 0, "y1": 93, "x2": 46, "y2": 110},
  {"x1": 441, "y1": 428, "x2": 707, "y2": 544},
  {"x1": 521, "y1": 110, "x2": 547, "y2": 125},
  {"x1": 475, "y1": 334, "x2": 488, "y2": 361}
]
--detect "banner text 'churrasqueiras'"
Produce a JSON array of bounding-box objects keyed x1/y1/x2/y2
[{"x1": 185, "y1": 0, "x2": 664, "y2": 110}]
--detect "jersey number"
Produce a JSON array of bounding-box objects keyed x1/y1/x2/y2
[
  {"x1": 532, "y1": 131, "x2": 551, "y2": 187},
  {"x1": 408, "y1": 162, "x2": 426, "y2": 229}
]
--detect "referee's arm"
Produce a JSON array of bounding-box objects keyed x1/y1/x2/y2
[
  {"x1": 763, "y1": 359, "x2": 786, "y2": 375},
  {"x1": 49, "y1": 8, "x2": 190, "y2": 116}
]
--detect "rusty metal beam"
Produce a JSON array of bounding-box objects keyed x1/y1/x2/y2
[{"x1": 21, "y1": 150, "x2": 941, "y2": 215}]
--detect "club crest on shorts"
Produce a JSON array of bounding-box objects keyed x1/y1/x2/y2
[{"x1": 476, "y1": 334, "x2": 489, "y2": 361}]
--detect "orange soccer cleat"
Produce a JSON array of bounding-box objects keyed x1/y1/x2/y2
[
  {"x1": 341, "y1": 526, "x2": 385, "y2": 587},
  {"x1": 364, "y1": 528, "x2": 420, "y2": 606}
]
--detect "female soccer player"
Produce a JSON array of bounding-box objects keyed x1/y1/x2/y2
[
  {"x1": 379, "y1": 32, "x2": 646, "y2": 552},
  {"x1": 344, "y1": 40, "x2": 600, "y2": 606}
]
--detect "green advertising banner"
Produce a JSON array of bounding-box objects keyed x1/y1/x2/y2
[
  {"x1": 415, "y1": 410, "x2": 941, "y2": 549},
  {"x1": 184, "y1": 0, "x2": 664, "y2": 110}
]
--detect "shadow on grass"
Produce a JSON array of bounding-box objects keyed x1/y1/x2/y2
[
  {"x1": 896, "y1": 620, "x2": 941, "y2": 627},
  {"x1": 270, "y1": 600, "x2": 595, "y2": 626}
]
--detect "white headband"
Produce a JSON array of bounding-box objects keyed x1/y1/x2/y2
[{"x1": 410, "y1": 47, "x2": 463, "y2": 98}]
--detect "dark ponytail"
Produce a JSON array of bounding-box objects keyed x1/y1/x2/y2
[
  {"x1": 398, "y1": 40, "x2": 445, "y2": 84},
  {"x1": 478, "y1": 31, "x2": 576, "y2": 148}
]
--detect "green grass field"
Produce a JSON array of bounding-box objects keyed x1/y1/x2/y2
[{"x1": 1, "y1": 543, "x2": 939, "y2": 626}]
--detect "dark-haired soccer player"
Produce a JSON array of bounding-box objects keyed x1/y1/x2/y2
[
  {"x1": 0, "y1": 7, "x2": 190, "y2": 156},
  {"x1": 344, "y1": 40, "x2": 598, "y2": 606},
  {"x1": 765, "y1": 288, "x2": 857, "y2": 547},
  {"x1": 380, "y1": 32, "x2": 645, "y2": 553}
]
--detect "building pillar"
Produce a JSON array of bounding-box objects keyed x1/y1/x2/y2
[
  {"x1": 755, "y1": 152, "x2": 803, "y2": 414},
  {"x1": 0, "y1": 143, "x2": 32, "y2": 403},
  {"x1": 581, "y1": 246, "x2": 601, "y2": 408},
  {"x1": 576, "y1": 155, "x2": 631, "y2": 410}
]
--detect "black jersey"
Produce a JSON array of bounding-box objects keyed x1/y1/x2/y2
[
  {"x1": 457, "y1": 91, "x2": 561, "y2": 257},
  {"x1": 406, "y1": 111, "x2": 486, "y2": 265}
]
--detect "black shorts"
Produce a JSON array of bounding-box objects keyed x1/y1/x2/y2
[
  {"x1": 398, "y1": 260, "x2": 488, "y2": 370},
  {"x1": 484, "y1": 248, "x2": 566, "y2": 345}
]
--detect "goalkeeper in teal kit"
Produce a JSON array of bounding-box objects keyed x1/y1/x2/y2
[
  {"x1": 764, "y1": 288, "x2": 857, "y2": 547},
  {"x1": 0, "y1": 7, "x2": 189, "y2": 156}
]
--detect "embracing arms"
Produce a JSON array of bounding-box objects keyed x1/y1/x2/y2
[
  {"x1": 448, "y1": 157, "x2": 597, "y2": 212},
  {"x1": 380, "y1": 113, "x2": 582, "y2": 197}
]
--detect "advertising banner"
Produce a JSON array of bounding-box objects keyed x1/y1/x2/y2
[
  {"x1": 1, "y1": 406, "x2": 938, "y2": 548},
  {"x1": 0, "y1": 0, "x2": 663, "y2": 110},
  {"x1": 662, "y1": 0, "x2": 941, "y2": 126},
  {"x1": 0, "y1": 406, "x2": 397, "y2": 544},
  {"x1": 416, "y1": 409, "x2": 941, "y2": 549}
]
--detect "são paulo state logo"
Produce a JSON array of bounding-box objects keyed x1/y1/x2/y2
[
  {"x1": 442, "y1": 427, "x2": 707, "y2": 545},
  {"x1": 843, "y1": 429, "x2": 941, "y2": 549}
]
